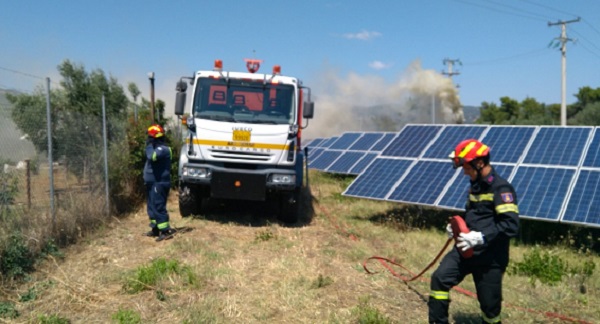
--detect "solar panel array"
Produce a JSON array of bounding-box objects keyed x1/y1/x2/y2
[
  {"x1": 305, "y1": 132, "x2": 396, "y2": 175},
  {"x1": 303, "y1": 124, "x2": 600, "y2": 228}
]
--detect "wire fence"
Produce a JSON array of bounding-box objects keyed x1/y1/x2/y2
[{"x1": 0, "y1": 80, "x2": 127, "y2": 229}]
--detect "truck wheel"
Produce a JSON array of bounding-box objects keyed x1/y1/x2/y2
[
  {"x1": 179, "y1": 185, "x2": 202, "y2": 217},
  {"x1": 278, "y1": 189, "x2": 300, "y2": 224}
]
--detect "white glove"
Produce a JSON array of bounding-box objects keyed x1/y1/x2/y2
[
  {"x1": 456, "y1": 231, "x2": 485, "y2": 252},
  {"x1": 446, "y1": 223, "x2": 454, "y2": 239}
]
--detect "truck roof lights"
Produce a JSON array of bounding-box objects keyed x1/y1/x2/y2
[
  {"x1": 273, "y1": 65, "x2": 281, "y2": 75},
  {"x1": 244, "y1": 58, "x2": 262, "y2": 73},
  {"x1": 214, "y1": 60, "x2": 223, "y2": 71}
]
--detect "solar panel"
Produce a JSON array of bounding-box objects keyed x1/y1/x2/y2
[
  {"x1": 511, "y1": 166, "x2": 576, "y2": 221},
  {"x1": 423, "y1": 125, "x2": 487, "y2": 159},
  {"x1": 387, "y1": 161, "x2": 457, "y2": 204},
  {"x1": 309, "y1": 150, "x2": 342, "y2": 170},
  {"x1": 480, "y1": 126, "x2": 536, "y2": 163},
  {"x1": 381, "y1": 125, "x2": 442, "y2": 157},
  {"x1": 562, "y1": 170, "x2": 600, "y2": 227},
  {"x1": 343, "y1": 158, "x2": 413, "y2": 199},
  {"x1": 350, "y1": 153, "x2": 378, "y2": 174},
  {"x1": 305, "y1": 138, "x2": 325, "y2": 148},
  {"x1": 329, "y1": 132, "x2": 363, "y2": 150},
  {"x1": 523, "y1": 127, "x2": 592, "y2": 166},
  {"x1": 349, "y1": 133, "x2": 385, "y2": 151},
  {"x1": 325, "y1": 124, "x2": 600, "y2": 228},
  {"x1": 320, "y1": 137, "x2": 339, "y2": 148},
  {"x1": 327, "y1": 152, "x2": 366, "y2": 174},
  {"x1": 582, "y1": 129, "x2": 600, "y2": 168},
  {"x1": 370, "y1": 132, "x2": 397, "y2": 151},
  {"x1": 437, "y1": 164, "x2": 516, "y2": 210}
]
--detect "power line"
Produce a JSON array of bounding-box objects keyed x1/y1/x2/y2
[
  {"x1": 453, "y1": 0, "x2": 547, "y2": 22},
  {"x1": 463, "y1": 48, "x2": 550, "y2": 66},
  {"x1": 522, "y1": 0, "x2": 579, "y2": 19},
  {"x1": 483, "y1": 0, "x2": 554, "y2": 21},
  {"x1": 0, "y1": 65, "x2": 45, "y2": 80}
]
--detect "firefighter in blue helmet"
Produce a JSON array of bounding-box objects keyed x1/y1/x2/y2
[
  {"x1": 144, "y1": 124, "x2": 174, "y2": 241},
  {"x1": 428, "y1": 139, "x2": 520, "y2": 324}
]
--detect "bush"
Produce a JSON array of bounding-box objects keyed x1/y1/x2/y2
[
  {"x1": 509, "y1": 248, "x2": 568, "y2": 285},
  {"x1": 0, "y1": 233, "x2": 34, "y2": 280},
  {"x1": 112, "y1": 308, "x2": 142, "y2": 324}
]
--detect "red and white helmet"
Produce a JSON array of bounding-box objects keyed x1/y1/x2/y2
[
  {"x1": 147, "y1": 124, "x2": 165, "y2": 138},
  {"x1": 449, "y1": 139, "x2": 489, "y2": 169}
]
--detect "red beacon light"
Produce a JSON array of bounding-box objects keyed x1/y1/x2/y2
[
  {"x1": 214, "y1": 59, "x2": 223, "y2": 71},
  {"x1": 244, "y1": 58, "x2": 263, "y2": 73},
  {"x1": 272, "y1": 65, "x2": 281, "y2": 75}
]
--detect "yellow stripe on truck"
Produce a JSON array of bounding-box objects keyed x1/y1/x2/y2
[{"x1": 187, "y1": 138, "x2": 289, "y2": 150}]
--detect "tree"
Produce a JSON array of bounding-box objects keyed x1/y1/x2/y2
[
  {"x1": 569, "y1": 86, "x2": 600, "y2": 119},
  {"x1": 569, "y1": 102, "x2": 600, "y2": 126}
]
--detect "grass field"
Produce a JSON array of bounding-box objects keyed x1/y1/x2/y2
[{"x1": 2, "y1": 170, "x2": 599, "y2": 323}]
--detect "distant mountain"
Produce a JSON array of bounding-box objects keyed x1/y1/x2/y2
[{"x1": 462, "y1": 105, "x2": 480, "y2": 124}]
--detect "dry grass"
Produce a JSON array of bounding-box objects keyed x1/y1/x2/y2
[{"x1": 1, "y1": 170, "x2": 599, "y2": 323}]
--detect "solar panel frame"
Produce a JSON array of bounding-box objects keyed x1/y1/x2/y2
[
  {"x1": 522, "y1": 126, "x2": 593, "y2": 166},
  {"x1": 479, "y1": 126, "x2": 537, "y2": 164},
  {"x1": 309, "y1": 150, "x2": 342, "y2": 170},
  {"x1": 387, "y1": 160, "x2": 458, "y2": 205},
  {"x1": 510, "y1": 165, "x2": 576, "y2": 221},
  {"x1": 582, "y1": 128, "x2": 600, "y2": 168},
  {"x1": 326, "y1": 151, "x2": 367, "y2": 174},
  {"x1": 343, "y1": 158, "x2": 414, "y2": 200},
  {"x1": 328, "y1": 132, "x2": 363, "y2": 150},
  {"x1": 370, "y1": 132, "x2": 398, "y2": 152},
  {"x1": 348, "y1": 132, "x2": 385, "y2": 151},
  {"x1": 381, "y1": 124, "x2": 443, "y2": 158},
  {"x1": 422, "y1": 125, "x2": 488, "y2": 159},
  {"x1": 561, "y1": 169, "x2": 600, "y2": 227}
]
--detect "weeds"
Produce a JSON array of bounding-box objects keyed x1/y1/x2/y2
[
  {"x1": 255, "y1": 228, "x2": 276, "y2": 242},
  {"x1": 310, "y1": 274, "x2": 334, "y2": 289},
  {"x1": 0, "y1": 233, "x2": 34, "y2": 280},
  {"x1": 352, "y1": 296, "x2": 393, "y2": 324},
  {"x1": 112, "y1": 307, "x2": 142, "y2": 324},
  {"x1": 123, "y1": 257, "x2": 197, "y2": 294},
  {"x1": 37, "y1": 314, "x2": 70, "y2": 324},
  {"x1": 0, "y1": 301, "x2": 19, "y2": 319},
  {"x1": 509, "y1": 247, "x2": 596, "y2": 287}
]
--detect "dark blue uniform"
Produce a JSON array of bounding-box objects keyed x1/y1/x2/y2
[
  {"x1": 144, "y1": 138, "x2": 172, "y2": 234},
  {"x1": 429, "y1": 168, "x2": 520, "y2": 324}
]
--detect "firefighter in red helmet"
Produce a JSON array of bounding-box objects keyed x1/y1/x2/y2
[
  {"x1": 143, "y1": 124, "x2": 174, "y2": 241},
  {"x1": 428, "y1": 139, "x2": 520, "y2": 324}
]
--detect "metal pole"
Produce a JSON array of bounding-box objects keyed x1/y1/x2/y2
[
  {"x1": 432, "y1": 94, "x2": 435, "y2": 124},
  {"x1": 102, "y1": 94, "x2": 110, "y2": 215},
  {"x1": 46, "y1": 77, "x2": 55, "y2": 224},
  {"x1": 148, "y1": 72, "x2": 155, "y2": 123},
  {"x1": 560, "y1": 23, "x2": 567, "y2": 126}
]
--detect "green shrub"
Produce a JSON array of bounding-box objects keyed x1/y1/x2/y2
[
  {"x1": 509, "y1": 248, "x2": 567, "y2": 285},
  {"x1": 112, "y1": 307, "x2": 141, "y2": 324},
  {"x1": 123, "y1": 258, "x2": 197, "y2": 294},
  {"x1": 0, "y1": 233, "x2": 34, "y2": 279},
  {"x1": 37, "y1": 314, "x2": 70, "y2": 324},
  {"x1": 0, "y1": 301, "x2": 19, "y2": 319},
  {"x1": 352, "y1": 297, "x2": 393, "y2": 324}
]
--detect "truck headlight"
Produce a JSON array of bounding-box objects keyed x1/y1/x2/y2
[
  {"x1": 270, "y1": 174, "x2": 296, "y2": 184},
  {"x1": 183, "y1": 166, "x2": 211, "y2": 178}
]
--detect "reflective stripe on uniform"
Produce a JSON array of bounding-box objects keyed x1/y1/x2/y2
[
  {"x1": 496, "y1": 203, "x2": 519, "y2": 214},
  {"x1": 469, "y1": 193, "x2": 494, "y2": 202},
  {"x1": 482, "y1": 312, "x2": 501, "y2": 323},
  {"x1": 157, "y1": 222, "x2": 170, "y2": 230},
  {"x1": 430, "y1": 290, "x2": 449, "y2": 300},
  {"x1": 152, "y1": 151, "x2": 158, "y2": 161}
]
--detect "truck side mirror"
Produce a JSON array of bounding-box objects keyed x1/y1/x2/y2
[
  {"x1": 303, "y1": 101, "x2": 314, "y2": 119},
  {"x1": 175, "y1": 92, "x2": 186, "y2": 116},
  {"x1": 174, "y1": 80, "x2": 188, "y2": 116}
]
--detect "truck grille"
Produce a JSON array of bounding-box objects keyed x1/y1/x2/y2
[{"x1": 209, "y1": 149, "x2": 272, "y2": 162}]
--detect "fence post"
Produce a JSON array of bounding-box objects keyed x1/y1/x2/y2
[
  {"x1": 102, "y1": 94, "x2": 110, "y2": 215},
  {"x1": 25, "y1": 159, "x2": 31, "y2": 210},
  {"x1": 46, "y1": 77, "x2": 55, "y2": 225}
]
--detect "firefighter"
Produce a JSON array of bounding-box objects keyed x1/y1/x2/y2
[
  {"x1": 143, "y1": 124, "x2": 174, "y2": 242},
  {"x1": 428, "y1": 139, "x2": 520, "y2": 324}
]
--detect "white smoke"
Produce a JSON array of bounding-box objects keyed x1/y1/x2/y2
[{"x1": 304, "y1": 60, "x2": 463, "y2": 139}]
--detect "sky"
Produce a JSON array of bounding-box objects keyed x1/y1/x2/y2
[{"x1": 1, "y1": 0, "x2": 600, "y2": 135}]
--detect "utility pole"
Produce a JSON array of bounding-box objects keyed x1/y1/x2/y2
[
  {"x1": 548, "y1": 17, "x2": 580, "y2": 126},
  {"x1": 442, "y1": 58, "x2": 461, "y2": 84},
  {"x1": 148, "y1": 72, "x2": 156, "y2": 123}
]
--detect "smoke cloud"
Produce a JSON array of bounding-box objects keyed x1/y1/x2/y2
[{"x1": 303, "y1": 60, "x2": 464, "y2": 139}]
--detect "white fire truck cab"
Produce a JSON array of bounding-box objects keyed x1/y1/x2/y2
[{"x1": 174, "y1": 59, "x2": 314, "y2": 223}]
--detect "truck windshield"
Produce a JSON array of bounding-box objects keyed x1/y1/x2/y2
[{"x1": 192, "y1": 77, "x2": 295, "y2": 125}]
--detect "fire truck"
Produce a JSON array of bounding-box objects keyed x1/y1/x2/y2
[{"x1": 173, "y1": 59, "x2": 314, "y2": 223}]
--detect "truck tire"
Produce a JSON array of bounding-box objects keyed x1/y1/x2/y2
[
  {"x1": 178, "y1": 184, "x2": 202, "y2": 217},
  {"x1": 278, "y1": 188, "x2": 301, "y2": 224}
]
